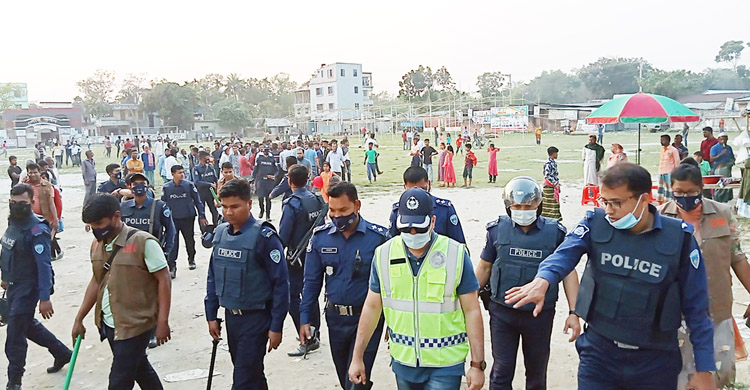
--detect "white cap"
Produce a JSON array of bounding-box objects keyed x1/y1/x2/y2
[{"x1": 718, "y1": 132, "x2": 728, "y2": 138}]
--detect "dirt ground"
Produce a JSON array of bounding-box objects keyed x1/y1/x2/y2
[{"x1": 3, "y1": 171, "x2": 750, "y2": 390}]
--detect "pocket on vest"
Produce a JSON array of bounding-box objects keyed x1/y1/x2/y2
[
  {"x1": 215, "y1": 263, "x2": 243, "y2": 299},
  {"x1": 425, "y1": 271, "x2": 446, "y2": 302}
]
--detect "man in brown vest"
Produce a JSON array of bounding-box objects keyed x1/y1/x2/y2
[{"x1": 72, "y1": 194, "x2": 172, "y2": 390}]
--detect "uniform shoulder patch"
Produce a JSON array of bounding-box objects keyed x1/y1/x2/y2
[
  {"x1": 435, "y1": 197, "x2": 452, "y2": 207},
  {"x1": 689, "y1": 249, "x2": 700, "y2": 269},
  {"x1": 34, "y1": 244, "x2": 45, "y2": 254},
  {"x1": 449, "y1": 214, "x2": 459, "y2": 226},
  {"x1": 163, "y1": 207, "x2": 171, "y2": 218},
  {"x1": 30, "y1": 223, "x2": 50, "y2": 236},
  {"x1": 486, "y1": 218, "x2": 500, "y2": 230},
  {"x1": 313, "y1": 222, "x2": 332, "y2": 234},
  {"x1": 270, "y1": 249, "x2": 281, "y2": 263},
  {"x1": 368, "y1": 223, "x2": 389, "y2": 237},
  {"x1": 570, "y1": 224, "x2": 589, "y2": 238},
  {"x1": 261, "y1": 224, "x2": 277, "y2": 238}
]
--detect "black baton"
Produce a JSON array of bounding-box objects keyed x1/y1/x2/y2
[{"x1": 207, "y1": 318, "x2": 222, "y2": 390}]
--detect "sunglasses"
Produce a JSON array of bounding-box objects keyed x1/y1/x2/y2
[{"x1": 398, "y1": 226, "x2": 430, "y2": 234}]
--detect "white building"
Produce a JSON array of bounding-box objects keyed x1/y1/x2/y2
[{"x1": 307, "y1": 62, "x2": 373, "y2": 123}]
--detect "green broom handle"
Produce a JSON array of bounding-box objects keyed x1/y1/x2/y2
[{"x1": 62, "y1": 335, "x2": 82, "y2": 390}]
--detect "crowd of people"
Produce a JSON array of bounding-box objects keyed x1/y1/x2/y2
[{"x1": 3, "y1": 125, "x2": 750, "y2": 390}]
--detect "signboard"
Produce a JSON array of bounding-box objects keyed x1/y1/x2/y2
[
  {"x1": 399, "y1": 120, "x2": 424, "y2": 128},
  {"x1": 560, "y1": 119, "x2": 570, "y2": 127},
  {"x1": 471, "y1": 110, "x2": 491, "y2": 124},
  {"x1": 490, "y1": 106, "x2": 529, "y2": 131},
  {"x1": 576, "y1": 120, "x2": 599, "y2": 134}
]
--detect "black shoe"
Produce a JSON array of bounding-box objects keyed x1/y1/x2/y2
[
  {"x1": 6, "y1": 383, "x2": 21, "y2": 390},
  {"x1": 169, "y1": 267, "x2": 176, "y2": 279},
  {"x1": 188, "y1": 259, "x2": 196, "y2": 270},
  {"x1": 287, "y1": 338, "x2": 320, "y2": 356},
  {"x1": 46, "y1": 350, "x2": 72, "y2": 373},
  {"x1": 148, "y1": 335, "x2": 158, "y2": 349}
]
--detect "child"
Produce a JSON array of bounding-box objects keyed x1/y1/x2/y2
[
  {"x1": 442, "y1": 145, "x2": 456, "y2": 188},
  {"x1": 463, "y1": 143, "x2": 478, "y2": 188},
  {"x1": 694, "y1": 151, "x2": 711, "y2": 176},
  {"x1": 437, "y1": 142, "x2": 446, "y2": 183},
  {"x1": 320, "y1": 161, "x2": 337, "y2": 202},
  {"x1": 446, "y1": 133, "x2": 452, "y2": 147},
  {"x1": 535, "y1": 126, "x2": 542, "y2": 145},
  {"x1": 487, "y1": 143, "x2": 498, "y2": 183},
  {"x1": 364, "y1": 142, "x2": 378, "y2": 183},
  {"x1": 542, "y1": 146, "x2": 562, "y2": 220}
]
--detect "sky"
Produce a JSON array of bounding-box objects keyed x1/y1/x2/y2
[{"x1": 4, "y1": 0, "x2": 749, "y2": 102}]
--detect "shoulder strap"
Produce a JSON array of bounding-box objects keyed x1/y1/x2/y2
[
  {"x1": 149, "y1": 200, "x2": 158, "y2": 236},
  {"x1": 102, "y1": 229, "x2": 138, "y2": 275}
]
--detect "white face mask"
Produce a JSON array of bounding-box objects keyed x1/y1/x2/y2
[
  {"x1": 402, "y1": 231, "x2": 431, "y2": 249},
  {"x1": 510, "y1": 209, "x2": 537, "y2": 226}
]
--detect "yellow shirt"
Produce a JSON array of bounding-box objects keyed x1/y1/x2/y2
[{"x1": 126, "y1": 158, "x2": 144, "y2": 173}]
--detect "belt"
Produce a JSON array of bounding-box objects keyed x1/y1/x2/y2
[
  {"x1": 588, "y1": 328, "x2": 640, "y2": 350},
  {"x1": 325, "y1": 302, "x2": 362, "y2": 316}
]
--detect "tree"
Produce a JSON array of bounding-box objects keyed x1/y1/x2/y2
[
  {"x1": 0, "y1": 84, "x2": 23, "y2": 110},
  {"x1": 141, "y1": 82, "x2": 198, "y2": 130},
  {"x1": 433, "y1": 66, "x2": 455, "y2": 92},
  {"x1": 641, "y1": 69, "x2": 704, "y2": 98},
  {"x1": 476, "y1": 72, "x2": 505, "y2": 98},
  {"x1": 216, "y1": 100, "x2": 251, "y2": 131},
  {"x1": 116, "y1": 73, "x2": 148, "y2": 104},
  {"x1": 577, "y1": 57, "x2": 652, "y2": 99},
  {"x1": 224, "y1": 73, "x2": 246, "y2": 101},
  {"x1": 520, "y1": 70, "x2": 588, "y2": 104},
  {"x1": 715, "y1": 40, "x2": 745, "y2": 75},
  {"x1": 398, "y1": 65, "x2": 433, "y2": 100},
  {"x1": 76, "y1": 69, "x2": 116, "y2": 118}
]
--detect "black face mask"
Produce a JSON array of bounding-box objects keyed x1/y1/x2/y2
[
  {"x1": 9, "y1": 203, "x2": 31, "y2": 220},
  {"x1": 132, "y1": 184, "x2": 148, "y2": 196},
  {"x1": 331, "y1": 213, "x2": 357, "y2": 232},
  {"x1": 674, "y1": 194, "x2": 702, "y2": 212},
  {"x1": 114, "y1": 172, "x2": 122, "y2": 180},
  {"x1": 92, "y1": 224, "x2": 115, "y2": 241}
]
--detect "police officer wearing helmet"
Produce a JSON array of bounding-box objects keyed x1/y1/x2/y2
[
  {"x1": 279, "y1": 164, "x2": 325, "y2": 357},
  {"x1": 205, "y1": 178, "x2": 289, "y2": 388},
  {"x1": 253, "y1": 145, "x2": 279, "y2": 220},
  {"x1": 192, "y1": 151, "x2": 220, "y2": 224},
  {"x1": 506, "y1": 163, "x2": 716, "y2": 390},
  {"x1": 162, "y1": 165, "x2": 207, "y2": 276},
  {"x1": 349, "y1": 187, "x2": 485, "y2": 390},
  {"x1": 2, "y1": 184, "x2": 71, "y2": 390},
  {"x1": 120, "y1": 173, "x2": 176, "y2": 278},
  {"x1": 388, "y1": 166, "x2": 466, "y2": 243},
  {"x1": 300, "y1": 181, "x2": 389, "y2": 389},
  {"x1": 474, "y1": 176, "x2": 580, "y2": 390}
]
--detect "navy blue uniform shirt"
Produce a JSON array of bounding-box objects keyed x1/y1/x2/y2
[
  {"x1": 97, "y1": 179, "x2": 127, "y2": 197},
  {"x1": 204, "y1": 216, "x2": 289, "y2": 332},
  {"x1": 535, "y1": 206, "x2": 715, "y2": 372},
  {"x1": 389, "y1": 195, "x2": 466, "y2": 244},
  {"x1": 161, "y1": 179, "x2": 206, "y2": 220},
  {"x1": 192, "y1": 163, "x2": 218, "y2": 190},
  {"x1": 300, "y1": 216, "x2": 389, "y2": 325},
  {"x1": 270, "y1": 175, "x2": 292, "y2": 201}
]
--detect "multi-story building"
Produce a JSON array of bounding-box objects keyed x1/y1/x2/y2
[
  {"x1": 307, "y1": 62, "x2": 373, "y2": 121},
  {"x1": 0, "y1": 83, "x2": 29, "y2": 109},
  {"x1": 1, "y1": 102, "x2": 83, "y2": 147}
]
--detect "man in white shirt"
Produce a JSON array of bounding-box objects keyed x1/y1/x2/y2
[
  {"x1": 325, "y1": 139, "x2": 345, "y2": 175},
  {"x1": 154, "y1": 137, "x2": 165, "y2": 159},
  {"x1": 164, "y1": 149, "x2": 180, "y2": 181},
  {"x1": 279, "y1": 143, "x2": 296, "y2": 173}
]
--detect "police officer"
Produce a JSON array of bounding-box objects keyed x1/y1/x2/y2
[
  {"x1": 253, "y1": 145, "x2": 279, "y2": 220},
  {"x1": 120, "y1": 173, "x2": 176, "y2": 278},
  {"x1": 192, "y1": 151, "x2": 220, "y2": 224},
  {"x1": 389, "y1": 166, "x2": 466, "y2": 243},
  {"x1": 97, "y1": 163, "x2": 127, "y2": 200},
  {"x1": 2, "y1": 184, "x2": 71, "y2": 390},
  {"x1": 474, "y1": 177, "x2": 580, "y2": 390},
  {"x1": 300, "y1": 182, "x2": 389, "y2": 389},
  {"x1": 279, "y1": 164, "x2": 325, "y2": 357},
  {"x1": 205, "y1": 178, "x2": 289, "y2": 389},
  {"x1": 162, "y1": 165, "x2": 207, "y2": 274},
  {"x1": 270, "y1": 156, "x2": 300, "y2": 202},
  {"x1": 506, "y1": 163, "x2": 717, "y2": 390}
]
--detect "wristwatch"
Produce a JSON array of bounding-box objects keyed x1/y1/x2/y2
[{"x1": 470, "y1": 360, "x2": 486, "y2": 371}]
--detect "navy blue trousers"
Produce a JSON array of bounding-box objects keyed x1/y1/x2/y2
[
  {"x1": 102, "y1": 324, "x2": 162, "y2": 390},
  {"x1": 489, "y1": 301, "x2": 554, "y2": 390},
  {"x1": 5, "y1": 284, "x2": 69, "y2": 383},
  {"x1": 576, "y1": 330, "x2": 681, "y2": 390},
  {"x1": 326, "y1": 311, "x2": 383, "y2": 390},
  {"x1": 288, "y1": 263, "x2": 320, "y2": 339},
  {"x1": 225, "y1": 308, "x2": 271, "y2": 390}
]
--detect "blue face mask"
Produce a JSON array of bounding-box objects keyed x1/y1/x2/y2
[
  {"x1": 331, "y1": 213, "x2": 357, "y2": 232},
  {"x1": 605, "y1": 194, "x2": 646, "y2": 230},
  {"x1": 132, "y1": 184, "x2": 148, "y2": 196},
  {"x1": 674, "y1": 194, "x2": 702, "y2": 212}
]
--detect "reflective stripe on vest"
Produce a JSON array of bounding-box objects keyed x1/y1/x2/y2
[{"x1": 376, "y1": 235, "x2": 469, "y2": 368}]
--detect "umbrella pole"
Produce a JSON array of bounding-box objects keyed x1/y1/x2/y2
[{"x1": 637, "y1": 124, "x2": 641, "y2": 165}]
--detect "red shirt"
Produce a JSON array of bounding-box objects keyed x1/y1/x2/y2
[
  {"x1": 465, "y1": 151, "x2": 477, "y2": 168},
  {"x1": 701, "y1": 137, "x2": 719, "y2": 166},
  {"x1": 124, "y1": 141, "x2": 133, "y2": 149}
]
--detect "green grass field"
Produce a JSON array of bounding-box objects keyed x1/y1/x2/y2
[{"x1": 0, "y1": 129, "x2": 706, "y2": 194}]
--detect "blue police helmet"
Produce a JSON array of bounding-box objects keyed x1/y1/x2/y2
[
  {"x1": 396, "y1": 187, "x2": 434, "y2": 229},
  {"x1": 502, "y1": 176, "x2": 542, "y2": 209}
]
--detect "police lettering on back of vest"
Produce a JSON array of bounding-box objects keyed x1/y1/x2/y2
[{"x1": 281, "y1": 191, "x2": 324, "y2": 250}]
